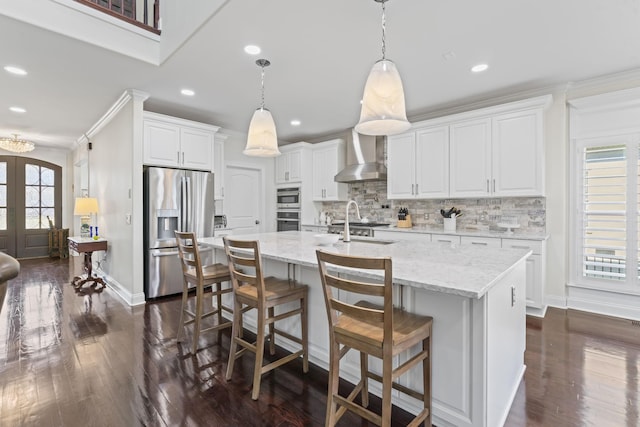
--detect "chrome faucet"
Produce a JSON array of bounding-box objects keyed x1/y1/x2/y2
[{"x1": 343, "y1": 200, "x2": 361, "y2": 242}]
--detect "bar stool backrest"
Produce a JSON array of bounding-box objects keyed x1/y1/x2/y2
[
  {"x1": 316, "y1": 250, "x2": 394, "y2": 354},
  {"x1": 222, "y1": 237, "x2": 265, "y2": 301}
]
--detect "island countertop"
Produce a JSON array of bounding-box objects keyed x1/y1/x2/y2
[{"x1": 200, "y1": 231, "x2": 530, "y2": 299}]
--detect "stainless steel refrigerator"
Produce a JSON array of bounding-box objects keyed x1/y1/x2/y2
[{"x1": 143, "y1": 166, "x2": 215, "y2": 299}]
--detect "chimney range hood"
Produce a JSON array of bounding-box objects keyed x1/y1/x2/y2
[{"x1": 334, "y1": 129, "x2": 387, "y2": 183}]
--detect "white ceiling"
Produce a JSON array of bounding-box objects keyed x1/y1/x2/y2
[{"x1": 2, "y1": 0, "x2": 640, "y2": 149}]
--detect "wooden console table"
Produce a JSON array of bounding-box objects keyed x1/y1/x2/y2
[{"x1": 68, "y1": 236, "x2": 108, "y2": 293}]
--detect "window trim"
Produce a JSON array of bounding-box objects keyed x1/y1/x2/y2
[{"x1": 569, "y1": 133, "x2": 640, "y2": 294}]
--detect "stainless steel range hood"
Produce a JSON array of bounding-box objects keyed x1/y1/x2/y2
[{"x1": 334, "y1": 129, "x2": 387, "y2": 183}]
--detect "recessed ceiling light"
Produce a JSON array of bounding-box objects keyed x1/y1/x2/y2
[
  {"x1": 9, "y1": 106, "x2": 26, "y2": 113},
  {"x1": 181, "y1": 89, "x2": 195, "y2": 96},
  {"x1": 471, "y1": 63, "x2": 489, "y2": 73},
  {"x1": 244, "y1": 45, "x2": 261, "y2": 55},
  {"x1": 290, "y1": 120, "x2": 301, "y2": 126},
  {"x1": 4, "y1": 65, "x2": 27, "y2": 76}
]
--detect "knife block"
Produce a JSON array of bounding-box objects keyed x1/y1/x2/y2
[{"x1": 397, "y1": 214, "x2": 412, "y2": 228}]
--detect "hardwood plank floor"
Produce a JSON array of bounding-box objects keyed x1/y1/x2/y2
[{"x1": 0, "y1": 257, "x2": 638, "y2": 426}]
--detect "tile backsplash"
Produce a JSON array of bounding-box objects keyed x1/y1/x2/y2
[{"x1": 319, "y1": 181, "x2": 545, "y2": 234}]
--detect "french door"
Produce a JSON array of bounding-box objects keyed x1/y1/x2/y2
[{"x1": 0, "y1": 157, "x2": 62, "y2": 258}]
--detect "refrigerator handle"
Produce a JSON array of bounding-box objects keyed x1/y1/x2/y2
[
  {"x1": 184, "y1": 176, "x2": 191, "y2": 231},
  {"x1": 180, "y1": 176, "x2": 187, "y2": 231}
]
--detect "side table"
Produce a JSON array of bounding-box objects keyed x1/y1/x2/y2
[{"x1": 68, "y1": 236, "x2": 108, "y2": 293}]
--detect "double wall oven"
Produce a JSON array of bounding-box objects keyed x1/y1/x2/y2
[{"x1": 276, "y1": 187, "x2": 301, "y2": 232}]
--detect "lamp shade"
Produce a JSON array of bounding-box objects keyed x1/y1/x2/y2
[
  {"x1": 243, "y1": 108, "x2": 281, "y2": 157},
  {"x1": 74, "y1": 197, "x2": 99, "y2": 216},
  {"x1": 355, "y1": 59, "x2": 411, "y2": 136}
]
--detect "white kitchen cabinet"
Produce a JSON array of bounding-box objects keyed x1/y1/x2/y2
[
  {"x1": 502, "y1": 238, "x2": 546, "y2": 314},
  {"x1": 492, "y1": 109, "x2": 545, "y2": 196},
  {"x1": 275, "y1": 142, "x2": 311, "y2": 184},
  {"x1": 461, "y1": 235, "x2": 502, "y2": 248},
  {"x1": 432, "y1": 234, "x2": 461, "y2": 244},
  {"x1": 312, "y1": 139, "x2": 348, "y2": 201},
  {"x1": 213, "y1": 135, "x2": 226, "y2": 200},
  {"x1": 374, "y1": 229, "x2": 430, "y2": 242},
  {"x1": 143, "y1": 111, "x2": 218, "y2": 171},
  {"x1": 449, "y1": 118, "x2": 492, "y2": 198},
  {"x1": 387, "y1": 125, "x2": 449, "y2": 199}
]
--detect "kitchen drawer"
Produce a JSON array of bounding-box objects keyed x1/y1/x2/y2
[
  {"x1": 374, "y1": 230, "x2": 430, "y2": 242},
  {"x1": 432, "y1": 234, "x2": 461, "y2": 244},
  {"x1": 502, "y1": 238, "x2": 542, "y2": 255},
  {"x1": 461, "y1": 236, "x2": 501, "y2": 248}
]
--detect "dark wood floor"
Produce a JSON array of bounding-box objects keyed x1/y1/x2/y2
[{"x1": 0, "y1": 257, "x2": 638, "y2": 426}]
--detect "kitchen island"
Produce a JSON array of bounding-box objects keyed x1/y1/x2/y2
[{"x1": 201, "y1": 231, "x2": 530, "y2": 427}]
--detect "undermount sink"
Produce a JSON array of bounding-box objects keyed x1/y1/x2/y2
[{"x1": 343, "y1": 238, "x2": 395, "y2": 245}]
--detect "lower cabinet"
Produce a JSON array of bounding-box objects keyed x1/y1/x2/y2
[
  {"x1": 373, "y1": 229, "x2": 431, "y2": 242},
  {"x1": 502, "y1": 239, "x2": 545, "y2": 314}
]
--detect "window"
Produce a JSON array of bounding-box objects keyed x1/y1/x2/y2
[
  {"x1": 24, "y1": 163, "x2": 55, "y2": 230},
  {"x1": 573, "y1": 136, "x2": 639, "y2": 291}
]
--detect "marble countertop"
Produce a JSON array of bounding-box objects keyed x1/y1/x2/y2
[
  {"x1": 302, "y1": 222, "x2": 547, "y2": 241},
  {"x1": 200, "y1": 231, "x2": 531, "y2": 299}
]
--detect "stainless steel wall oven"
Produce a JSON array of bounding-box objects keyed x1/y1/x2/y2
[
  {"x1": 276, "y1": 187, "x2": 301, "y2": 209},
  {"x1": 276, "y1": 209, "x2": 300, "y2": 232}
]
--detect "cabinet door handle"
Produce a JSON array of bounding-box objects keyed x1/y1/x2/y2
[
  {"x1": 471, "y1": 242, "x2": 488, "y2": 246},
  {"x1": 510, "y1": 245, "x2": 530, "y2": 250},
  {"x1": 486, "y1": 179, "x2": 490, "y2": 193},
  {"x1": 411, "y1": 184, "x2": 415, "y2": 195},
  {"x1": 285, "y1": 171, "x2": 289, "y2": 181},
  {"x1": 178, "y1": 151, "x2": 180, "y2": 164},
  {"x1": 415, "y1": 184, "x2": 419, "y2": 194},
  {"x1": 182, "y1": 152, "x2": 185, "y2": 164},
  {"x1": 221, "y1": 187, "x2": 224, "y2": 197},
  {"x1": 492, "y1": 179, "x2": 496, "y2": 193}
]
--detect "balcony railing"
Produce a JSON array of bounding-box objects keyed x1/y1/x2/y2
[{"x1": 75, "y1": 0, "x2": 160, "y2": 34}]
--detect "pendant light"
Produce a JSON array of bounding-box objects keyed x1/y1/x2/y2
[
  {"x1": 355, "y1": 0, "x2": 411, "y2": 136},
  {"x1": 244, "y1": 59, "x2": 281, "y2": 157}
]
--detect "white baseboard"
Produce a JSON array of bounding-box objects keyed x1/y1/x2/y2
[
  {"x1": 545, "y1": 294, "x2": 567, "y2": 309},
  {"x1": 96, "y1": 268, "x2": 146, "y2": 306},
  {"x1": 567, "y1": 286, "x2": 640, "y2": 321},
  {"x1": 526, "y1": 305, "x2": 548, "y2": 317}
]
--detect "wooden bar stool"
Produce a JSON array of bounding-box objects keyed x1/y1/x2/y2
[
  {"x1": 316, "y1": 250, "x2": 433, "y2": 427},
  {"x1": 223, "y1": 237, "x2": 309, "y2": 400},
  {"x1": 175, "y1": 231, "x2": 233, "y2": 354}
]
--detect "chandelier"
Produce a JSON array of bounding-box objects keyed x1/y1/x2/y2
[{"x1": 0, "y1": 134, "x2": 35, "y2": 153}]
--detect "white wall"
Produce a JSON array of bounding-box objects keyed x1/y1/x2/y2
[
  {"x1": 81, "y1": 90, "x2": 147, "y2": 306},
  {"x1": 542, "y1": 88, "x2": 570, "y2": 308}
]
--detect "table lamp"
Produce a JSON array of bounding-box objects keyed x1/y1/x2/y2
[{"x1": 74, "y1": 197, "x2": 99, "y2": 237}]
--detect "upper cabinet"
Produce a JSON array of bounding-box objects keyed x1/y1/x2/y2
[
  {"x1": 449, "y1": 118, "x2": 492, "y2": 197},
  {"x1": 275, "y1": 142, "x2": 312, "y2": 184},
  {"x1": 143, "y1": 111, "x2": 219, "y2": 171},
  {"x1": 491, "y1": 109, "x2": 545, "y2": 197},
  {"x1": 387, "y1": 95, "x2": 551, "y2": 199},
  {"x1": 388, "y1": 126, "x2": 450, "y2": 199},
  {"x1": 312, "y1": 139, "x2": 348, "y2": 201}
]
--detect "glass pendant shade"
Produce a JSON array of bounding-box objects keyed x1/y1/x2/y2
[
  {"x1": 244, "y1": 107, "x2": 281, "y2": 157},
  {"x1": 355, "y1": 59, "x2": 411, "y2": 136}
]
